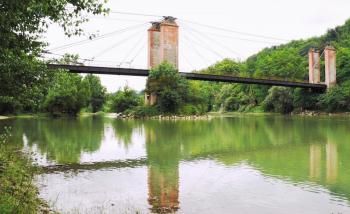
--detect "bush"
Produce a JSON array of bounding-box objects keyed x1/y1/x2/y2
[
  {"x1": 318, "y1": 81, "x2": 350, "y2": 112},
  {"x1": 110, "y1": 86, "x2": 141, "y2": 113},
  {"x1": 44, "y1": 71, "x2": 89, "y2": 116},
  {"x1": 262, "y1": 86, "x2": 294, "y2": 114},
  {"x1": 293, "y1": 88, "x2": 319, "y2": 111},
  {"x1": 131, "y1": 106, "x2": 158, "y2": 117},
  {"x1": 0, "y1": 96, "x2": 21, "y2": 114},
  {"x1": 83, "y1": 74, "x2": 106, "y2": 112},
  {"x1": 146, "y1": 62, "x2": 190, "y2": 114},
  {"x1": 0, "y1": 127, "x2": 44, "y2": 213},
  {"x1": 179, "y1": 104, "x2": 200, "y2": 115}
]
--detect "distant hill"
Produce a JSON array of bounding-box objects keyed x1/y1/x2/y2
[{"x1": 197, "y1": 18, "x2": 350, "y2": 113}]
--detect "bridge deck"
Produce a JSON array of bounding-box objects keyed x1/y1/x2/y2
[{"x1": 47, "y1": 64, "x2": 327, "y2": 91}]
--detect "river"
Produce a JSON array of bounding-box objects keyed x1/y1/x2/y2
[{"x1": 1, "y1": 114, "x2": 350, "y2": 213}]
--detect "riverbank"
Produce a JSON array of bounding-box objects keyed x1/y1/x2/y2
[
  {"x1": 1, "y1": 110, "x2": 350, "y2": 121},
  {"x1": 105, "y1": 112, "x2": 210, "y2": 120},
  {"x1": 293, "y1": 110, "x2": 350, "y2": 117},
  {"x1": 0, "y1": 128, "x2": 53, "y2": 214}
]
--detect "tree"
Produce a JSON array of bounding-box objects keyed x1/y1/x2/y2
[
  {"x1": 293, "y1": 88, "x2": 318, "y2": 111},
  {"x1": 318, "y1": 81, "x2": 350, "y2": 112},
  {"x1": 44, "y1": 71, "x2": 90, "y2": 115},
  {"x1": 0, "y1": 0, "x2": 108, "y2": 114},
  {"x1": 146, "y1": 62, "x2": 190, "y2": 113},
  {"x1": 111, "y1": 86, "x2": 141, "y2": 113},
  {"x1": 197, "y1": 58, "x2": 246, "y2": 76},
  {"x1": 0, "y1": 54, "x2": 54, "y2": 114},
  {"x1": 83, "y1": 75, "x2": 106, "y2": 112},
  {"x1": 262, "y1": 87, "x2": 294, "y2": 114}
]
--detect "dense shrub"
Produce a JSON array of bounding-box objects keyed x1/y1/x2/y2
[
  {"x1": 0, "y1": 127, "x2": 44, "y2": 214},
  {"x1": 44, "y1": 71, "x2": 90, "y2": 115},
  {"x1": 262, "y1": 86, "x2": 294, "y2": 114},
  {"x1": 131, "y1": 106, "x2": 158, "y2": 117},
  {"x1": 293, "y1": 88, "x2": 319, "y2": 111},
  {"x1": 146, "y1": 62, "x2": 190, "y2": 113},
  {"x1": 318, "y1": 81, "x2": 350, "y2": 112},
  {"x1": 83, "y1": 74, "x2": 106, "y2": 112},
  {"x1": 110, "y1": 86, "x2": 141, "y2": 113}
]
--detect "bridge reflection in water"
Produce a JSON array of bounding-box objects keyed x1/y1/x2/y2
[{"x1": 3, "y1": 115, "x2": 350, "y2": 213}]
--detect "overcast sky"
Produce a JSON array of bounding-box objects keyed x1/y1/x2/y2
[{"x1": 43, "y1": 0, "x2": 350, "y2": 92}]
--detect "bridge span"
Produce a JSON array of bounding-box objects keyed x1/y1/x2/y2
[{"x1": 47, "y1": 64, "x2": 327, "y2": 92}]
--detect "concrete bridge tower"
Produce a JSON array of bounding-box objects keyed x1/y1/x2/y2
[
  {"x1": 324, "y1": 46, "x2": 337, "y2": 88},
  {"x1": 146, "y1": 16, "x2": 179, "y2": 105},
  {"x1": 309, "y1": 46, "x2": 336, "y2": 89}
]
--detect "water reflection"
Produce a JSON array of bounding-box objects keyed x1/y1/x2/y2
[
  {"x1": 146, "y1": 123, "x2": 180, "y2": 213},
  {"x1": 16, "y1": 116, "x2": 106, "y2": 164},
  {"x1": 2, "y1": 115, "x2": 350, "y2": 213},
  {"x1": 309, "y1": 144, "x2": 322, "y2": 181},
  {"x1": 326, "y1": 142, "x2": 338, "y2": 183}
]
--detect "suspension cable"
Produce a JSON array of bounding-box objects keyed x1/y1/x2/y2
[
  {"x1": 91, "y1": 28, "x2": 145, "y2": 59},
  {"x1": 50, "y1": 23, "x2": 147, "y2": 51},
  {"x1": 182, "y1": 23, "x2": 243, "y2": 58},
  {"x1": 181, "y1": 35, "x2": 210, "y2": 64},
  {"x1": 129, "y1": 42, "x2": 147, "y2": 64},
  {"x1": 183, "y1": 29, "x2": 225, "y2": 59},
  {"x1": 121, "y1": 34, "x2": 145, "y2": 63},
  {"x1": 179, "y1": 18, "x2": 288, "y2": 42}
]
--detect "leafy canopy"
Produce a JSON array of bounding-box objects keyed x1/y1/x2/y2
[
  {"x1": 0, "y1": 0, "x2": 108, "y2": 114},
  {"x1": 146, "y1": 62, "x2": 190, "y2": 113}
]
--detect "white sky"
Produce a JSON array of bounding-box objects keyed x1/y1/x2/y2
[{"x1": 43, "y1": 0, "x2": 350, "y2": 92}]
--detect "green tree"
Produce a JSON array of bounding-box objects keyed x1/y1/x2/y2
[
  {"x1": 262, "y1": 86, "x2": 294, "y2": 114},
  {"x1": 111, "y1": 86, "x2": 141, "y2": 113},
  {"x1": 44, "y1": 71, "x2": 90, "y2": 115},
  {"x1": 196, "y1": 58, "x2": 246, "y2": 76},
  {"x1": 293, "y1": 88, "x2": 319, "y2": 111},
  {"x1": 146, "y1": 62, "x2": 190, "y2": 113},
  {"x1": 83, "y1": 75, "x2": 106, "y2": 112},
  {"x1": 0, "y1": 0, "x2": 108, "y2": 114},
  {"x1": 318, "y1": 81, "x2": 350, "y2": 112}
]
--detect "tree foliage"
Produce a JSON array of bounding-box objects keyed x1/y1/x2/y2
[
  {"x1": 146, "y1": 62, "x2": 190, "y2": 113},
  {"x1": 195, "y1": 18, "x2": 350, "y2": 114},
  {"x1": 110, "y1": 86, "x2": 141, "y2": 113},
  {"x1": 0, "y1": 0, "x2": 108, "y2": 114},
  {"x1": 44, "y1": 71, "x2": 90, "y2": 115},
  {"x1": 262, "y1": 87, "x2": 294, "y2": 114},
  {"x1": 318, "y1": 81, "x2": 350, "y2": 112},
  {"x1": 83, "y1": 74, "x2": 106, "y2": 112}
]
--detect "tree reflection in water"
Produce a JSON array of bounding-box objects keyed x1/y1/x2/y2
[{"x1": 2, "y1": 115, "x2": 350, "y2": 213}]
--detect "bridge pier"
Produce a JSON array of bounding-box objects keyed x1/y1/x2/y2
[
  {"x1": 324, "y1": 46, "x2": 337, "y2": 88},
  {"x1": 145, "y1": 17, "x2": 179, "y2": 106},
  {"x1": 308, "y1": 46, "x2": 336, "y2": 89},
  {"x1": 308, "y1": 48, "x2": 320, "y2": 84}
]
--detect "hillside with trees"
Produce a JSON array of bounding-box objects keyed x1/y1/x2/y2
[
  {"x1": 0, "y1": 3, "x2": 349, "y2": 116},
  {"x1": 193, "y1": 18, "x2": 350, "y2": 114}
]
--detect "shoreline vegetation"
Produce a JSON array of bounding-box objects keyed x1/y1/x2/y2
[
  {"x1": 1, "y1": 110, "x2": 350, "y2": 122},
  {"x1": 3, "y1": 19, "x2": 350, "y2": 117},
  {"x1": 0, "y1": 128, "x2": 54, "y2": 214}
]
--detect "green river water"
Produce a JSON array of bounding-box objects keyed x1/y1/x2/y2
[{"x1": 1, "y1": 114, "x2": 350, "y2": 213}]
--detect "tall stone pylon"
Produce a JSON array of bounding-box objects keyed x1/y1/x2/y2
[
  {"x1": 308, "y1": 48, "x2": 320, "y2": 84},
  {"x1": 324, "y1": 46, "x2": 336, "y2": 88},
  {"x1": 146, "y1": 17, "x2": 179, "y2": 105}
]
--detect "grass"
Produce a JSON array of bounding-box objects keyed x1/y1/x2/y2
[{"x1": 0, "y1": 127, "x2": 50, "y2": 214}]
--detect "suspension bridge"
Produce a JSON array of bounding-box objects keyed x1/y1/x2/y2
[{"x1": 44, "y1": 13, "x2": 335, "y2": 93}]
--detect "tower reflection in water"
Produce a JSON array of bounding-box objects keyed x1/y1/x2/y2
[
  {"x1": 142, "y1": 117, "x2": 345, "y2": 213},
  {"x1": 146, "y1": 123, "x2": 180, "y2": 213}
]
